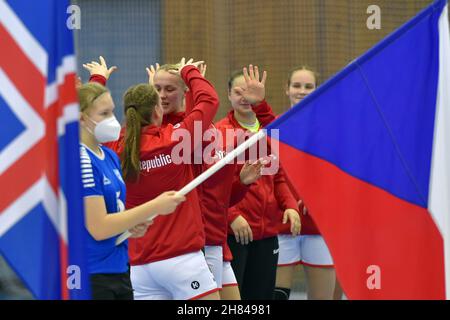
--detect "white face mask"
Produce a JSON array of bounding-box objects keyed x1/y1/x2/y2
[{"x1": 85, "y1": 116, "x2": 121, "y2": 143}]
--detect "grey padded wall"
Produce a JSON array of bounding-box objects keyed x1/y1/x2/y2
[{"x1": 72, "y1": 0, "x2": 161, "y2": 121}]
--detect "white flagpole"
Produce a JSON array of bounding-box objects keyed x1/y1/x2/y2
[{"x1": 115, "y1": 130, "x2": 266, "y2": 245}]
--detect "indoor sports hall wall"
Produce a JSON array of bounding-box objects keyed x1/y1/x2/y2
[
  {"x1": 161, "y1": 0, "x2": 436, "y2": 118},
  {"x1": 71, "y1": 0, "x2": 441, "y2": 120},
  {"x1": 72, "y1": 0, "x2": 161, "y2": 121}
]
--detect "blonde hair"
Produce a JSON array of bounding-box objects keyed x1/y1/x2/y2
[
  {"x1": 155, "y1": 63, "x2": 187, "y2": 89},
  {"x1": 77, "y1": 82, "x2": 109, "y2": 113},
  {"x1": 121, "y1": 84, "x2": 159, "y2": 182},
  {"x1": 158, "y1": 63, "x2": 180, "y2": 73}
]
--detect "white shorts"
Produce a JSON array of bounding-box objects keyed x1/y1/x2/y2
[
  {"x1": 204, "y1": 246, "x2": 223, "y2": 288},
  {"x1": 277, "y1": 234, "x2": 334, "y2": 267},
  {"x1": 131, "y1": 251, "x2": 219, "y2": 300},
  {"x1": 221, "y1": 261, "x2": 238, "y2": 288}
]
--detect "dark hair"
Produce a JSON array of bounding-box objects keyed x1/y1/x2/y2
[
  {"x1": 227, "y1": 70, "x2": 244, "y2": 92},
  {"x1": 121, "y1": 84, "x2": 159, "y2": 182},
  {"x1": 287, "y1": 66, "x2": 320, "y2": 87}
]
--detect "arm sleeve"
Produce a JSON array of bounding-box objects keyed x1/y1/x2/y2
[
  {"x1": 229, "y1": 163, "x2": 250, "y2": 207},
  {"x1": 274, "y1": 165, "x2": 299, "y2": 211},
  {"x1": 228, "y1": 206, "x2": 242, "y2": 226},
  {"x1": 88, "y1": 74, "x2": 107, "y2": 86},
  {"x1": 175, "y1": 65, "x2": 220, "y2": 152},
  {"x1": 252, "y1": 100, "x2": 277, "y2": 128},
  {"x1": 184, "y1": 89, "x2": 194, "y2": 114}
]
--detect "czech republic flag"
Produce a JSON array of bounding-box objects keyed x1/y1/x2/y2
[{"x1": 267, "y1": 0, "x2": 450, "y2": 299}]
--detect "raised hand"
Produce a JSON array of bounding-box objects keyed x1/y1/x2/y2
[
  {"x1": 239, "y1": 159, "x2": 266, "y2": 185},
  {"x1": 169, "y1": 57, "x2": 205, "y2": 75},
  {"x1": 199, "y1": 63, "x2": 207, "y2": 77},
  {"x1": 82, "y1": 56, "x2": 118, "y2": 80},
  {"x1": 233, "y1": 64, "x2": 267, "y2": 105},
  {"x1": 145, "y1": 63, "x2": 160, "y2": 86}
]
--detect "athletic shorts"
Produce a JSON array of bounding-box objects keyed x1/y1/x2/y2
[
  {"x1": 277, "y1": 234, "x2": 334, "y2": 267},
  {"x1": 130, "y1": 251, "x2": 219, "y2": 300},
  {"x1": 204, "y1": 246, "x2": 223, "y2": 288},
  {"x1": 221, "y1": 261, "x2": 238, "y2": 288},
  {"x1": 90, "y1": 271, "x2": 133, "y2": 300}
]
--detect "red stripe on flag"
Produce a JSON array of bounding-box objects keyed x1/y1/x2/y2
[
  {"x1": 60, "y1": 237, "x2": 69, "y2": 300},
  {"x1": 0, "y1": 24, "x2": 46, "y2": 117},
  {"x1": 0, "y1": 140, "x2": 45, "y2": 213},
  {"x1": 44, "y1": 73, "x2": 79, "y2": 194},
  {"x1": 57, "y1": 73, "x2": 78, "y2": 108},
  {"x1": 278, "y1": 141, "x2": 445, "y2": 299}
]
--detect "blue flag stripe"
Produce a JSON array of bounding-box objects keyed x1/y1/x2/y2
[{"x1": 268, "y1": 0, "x2": 445, "y2": 208}]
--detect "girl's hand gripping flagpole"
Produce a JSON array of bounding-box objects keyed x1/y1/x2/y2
[{"x1": 115, "y1": 130, "x2": 267, "y2": 245}]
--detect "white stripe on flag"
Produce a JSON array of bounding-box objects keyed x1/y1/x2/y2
[
  {"x1": 0, "y1": 177, "x2": 44, "y2": 237},
  {"x1": 0, "y1": 68, "x2": 45, "y2": 176},
  {"x1": 58, "y1": 103, "x2": 80, "y2": 137},
  {"x1": 0, "y1": 1, "x2": 48, "y2": 77},
  {"x1": 45, "y1": 55, "x2": 77, "y2": 108},
  {"x1": 58, "y1": 188, "x2": 68, "y2": 244},
  {"x1": 42, "y1": 176, "x2": 68, "y2": 243}
]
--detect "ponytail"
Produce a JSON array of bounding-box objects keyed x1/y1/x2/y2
[{"x1": 121, "y1": 84, "x2": 158, "y2": 182}]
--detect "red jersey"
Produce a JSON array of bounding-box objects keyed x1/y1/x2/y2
[
  {"x1": 222, "y1": 241, "x2": 233, "y2": 262},
  {"x1": 161, "y1": 91, "x2": 277, "y2": 246},
  {"x1": 107, "y1": 66, "x2": 219, "y2": 264},
  {"x1": 215, "y1": 111, "x2": 298, "y2": 240},
  {"x1": 199, "y1": 100, "x2": 277, "y2": 245},
  {"x1": 160, "y1": 98, "x2": 235, "y2": 246}
]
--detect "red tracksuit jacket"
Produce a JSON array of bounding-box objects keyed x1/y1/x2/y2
[
  {"x1": 107, "y1": 66, "x2": 219, "y2": 264},
  {"x1": 160, "y1": 101, "x2": 244, "y2": 247},
  {"x1": 200, "y1": 100, "x2": 278, "y2": 246},
  {"x1": 215, "y1": 110, "x2": 298, "y2": 241},
  {"x1": 164, "y1": 96, "x2": 276, "y2": 246}
]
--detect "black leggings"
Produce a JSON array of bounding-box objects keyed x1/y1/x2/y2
[
  {"x1": 227, "y1": 235, "x2": 279, "y2": 300},
  {"x1": 90, "y1": 270, "x2": 133, "y2": 300}
]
